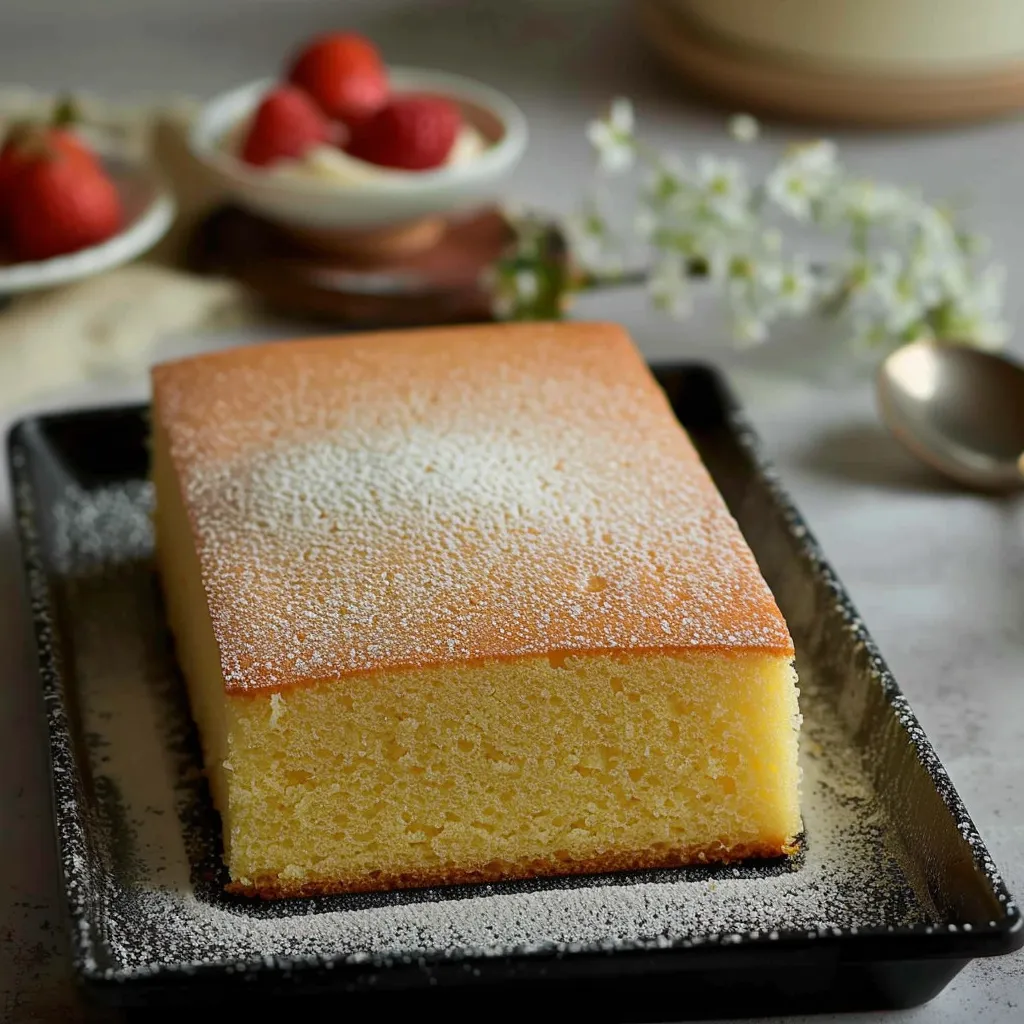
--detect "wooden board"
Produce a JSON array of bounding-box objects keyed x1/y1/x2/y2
[{"x1": 188, "y1": 206, "x2": 513, "y2": 328}]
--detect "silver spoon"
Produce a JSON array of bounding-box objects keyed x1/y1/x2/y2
[{"x1": 876, "y1": 339, "x2": 1024, "y2": 490}]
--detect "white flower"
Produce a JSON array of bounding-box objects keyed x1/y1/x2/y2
[
  {"x1": 914, "y1": 203, "x2": 958, "y2": 247},
  {"x1": 644, "y1": 155, "x2": 690, "y2": 197},
  {"x1": 700, "y1": 239, "x2": 734, "y2": 282},
  {"x1": 766, "y1": 167, "x2": 812, "y2": 221},
  {"x1": 761, "y1": 227, "x2": 783, "y2": 254},
  {"x1": 766, "y1": 140, "x2": 839, "y2": 221},
  {"x1": 634, "y1": 204, "x2": 658, "y2": 239},
  {"x1": 870, "y1": 254, "x2": 925, "y2": 334},
  {"x1": 911, "y1": 241, "x2": 967, "y2": 301},
  {"x1": 645, "y1": 164, "x2": 699, "y2": 226},
  {"x1": 487, "y1": 265, "x2": 539, "y2": 321},
  {"x1": 972, "y1": 263, "x2": 1007, "y2": 319},
  {"x1": 489, "y1": 280, "x2": 516, "y2": 320},
  {"x1": 514, "y1": 269, "x2": 539, "y2": 303},
  {"x1": 695, "y1": 155, "x2": 751, "y2": 225},
  {"x1": 727, "y1": 274, "x2": 752, "y2": 308},
  {"x1": 721, "y1": 252, "x2": 782, "y2": 343},
  {"x1": 909, "y1": 207, "x2": 974, "y2": 302},
  {"x1": 586, "y1": 98, "x2": 635, "y2": 173},
  {"x1": 905, "y1": 259, "x2": 945, "y2": 312},
  {"x1": 945, "y1": 263, "x2": 1009, "y2": 349},
  {"x1": 754, "y1": 260, "x2": 784, "y2": 295},
  {"x1": 567, "y1": 94, "x2": 1008, "y2": 355},
  {"x1": 773, "y1": 258, "x2": 818, "y2": 317},
  {"x1": 728, "y1": 113, "x2": 760, "y2": 143},
  {"x1": 726, "y1": 252, "x2": 818, "y2": 328},
  {"x1": 963, "y1": 318, "x2": 1009, "y2": 350},
  {"x1": 848, "y1": 314, "x2": 893, "y2": 350},
  {"x1": 564, "y1": 207, "x2": 608, "y2": 267},
  {"x1": 793, "y1": 139, "x2": 839, "y2": 178},
  {"x1": 734, "y1": 315, "x2": 770, "y2": 345},
  {"x1": 832, "y1": 179, "x2": 913, "y2": 224},
  {"x1": 608, "y1": 97, "x2": 634, "y2": 134},
  {"x1": 648, "y1": 254, "x2": 692, "y2": 320}
]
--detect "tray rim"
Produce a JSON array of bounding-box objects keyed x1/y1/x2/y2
[{"x1": 7, "y1": 362, "x2": 1022, "y2": 994}]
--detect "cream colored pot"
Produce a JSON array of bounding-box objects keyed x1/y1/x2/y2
[{"x1": 678, "y1": 0, "x2": 1024, "y2": 74}]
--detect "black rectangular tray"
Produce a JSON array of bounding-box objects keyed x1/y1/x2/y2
[{"x1": 9, "y1": 363, "x2": 1021, "y2": 1020}]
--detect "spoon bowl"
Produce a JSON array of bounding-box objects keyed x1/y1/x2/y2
[{"x1": 877, "y1": 339, "x2": 1024, "y2": 490}]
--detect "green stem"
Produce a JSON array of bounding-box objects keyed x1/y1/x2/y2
[
  {"x1": 575, "y1": 267, "x2": 651, "y2": 291},
  {"x1": 52, "y1": 95, "x2": 81, "y2": 128},
  {"x1": 850, "y1": 219, "x2": 869, "y2": 257}
]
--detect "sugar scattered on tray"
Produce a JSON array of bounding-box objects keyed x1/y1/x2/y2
[{"x1": 51, "y1": 480, "x2": 935, "y2": 978}]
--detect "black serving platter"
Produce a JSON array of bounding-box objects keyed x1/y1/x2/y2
[{"x1": 8, "y1": 363, "x2": 1022, "y2": 1021}]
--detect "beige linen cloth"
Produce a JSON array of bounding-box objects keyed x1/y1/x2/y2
[{"x1": 0, "y1": 88, "x2": 258, "y2": 409}]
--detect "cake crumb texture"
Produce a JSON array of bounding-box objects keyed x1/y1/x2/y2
[{"x1": 219, "y1": 651, "x2": 799, "y2": 896}]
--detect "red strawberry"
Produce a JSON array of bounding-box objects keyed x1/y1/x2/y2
[
  {"x1": 241, "y1": 85, "x2": 331, "y2": 167},
  {"x1": 0, "y1": 124, "x2": 100, "y2": 222},
  {"x1": 8, "y1": 150, "x2": 122, "y2": 262},
  {"x1": 287, "y1": 32, "x2": 388, "y2": 126},
  {"x1": 347, "y1": 95, "x2": 461, "y2": 171}
]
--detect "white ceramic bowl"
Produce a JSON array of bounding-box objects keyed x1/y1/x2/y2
[
  {"x1": 0, "y1": 158, "x2": 176, "y2": 296},
  {"x1": 190, "y1": 68, "x2": 528, "y2": 232}
]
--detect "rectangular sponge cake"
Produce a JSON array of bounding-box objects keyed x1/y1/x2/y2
[{"x1": 151, "y1": 322, "x2": 801, "y2": 898}]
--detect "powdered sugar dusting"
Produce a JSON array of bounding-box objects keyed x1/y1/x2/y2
[
  {"x1": 49, "y1": 479, "x2": 935, "y2": 979},
  {"x1": 153, "y1": 325, "x2": 792, "y2": 690}
]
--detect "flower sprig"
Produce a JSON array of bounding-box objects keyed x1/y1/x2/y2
[{"x1": 494, "y1": 101, "x2": 1008, "y2": 351}]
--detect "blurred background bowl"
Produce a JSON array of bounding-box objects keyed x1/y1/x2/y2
[
  {"x1": 0, "y1": 158, "x2": 175, "y2": 295},
  {"x1": 640, "y1": 0, "x2": 1024, "y2": 125}
]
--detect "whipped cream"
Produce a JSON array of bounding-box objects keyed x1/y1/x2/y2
[{"x1": 226, "y1": 119, "x2": 488, "y2": 185}]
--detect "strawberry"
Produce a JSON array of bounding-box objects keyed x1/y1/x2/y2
[
  {"x1": 287, "y1": 32, "x2": 388, "y2": 126},
  {"x1": 8, "y1": 149, "x2": 122, "y2": 262},
  {"x1": 0, "y1": 123, "x2": 100, "y2": 222},
  {"x1": 346, "y1": 95, "x2": 461, "y2": 171},
  {"x1": 241, "y1": 85, "x2": 331, "y2": 167}
]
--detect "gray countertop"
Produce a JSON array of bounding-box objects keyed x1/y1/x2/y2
[{"x1": 2, "y1": 2, "x2": 1022, "y2": 1021}]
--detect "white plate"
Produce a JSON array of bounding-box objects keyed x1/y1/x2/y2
[
  {"x1": 0, "y1": 158, "x2": 176, "y2": 296},
  {"x1": 190, "y1": 68, "x2": 528, "y2": 231}
]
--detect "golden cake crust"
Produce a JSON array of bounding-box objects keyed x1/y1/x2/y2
[
  {"x1": 228, "y1": 837, "x2": 798, "y2": 899},
  {"x1": 151, "y1": 322, "x2": 793, "y2": 694}
]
